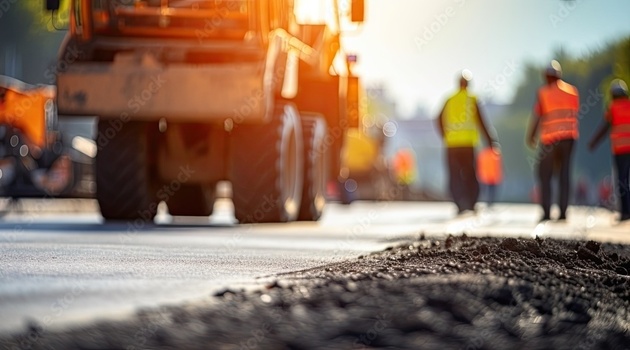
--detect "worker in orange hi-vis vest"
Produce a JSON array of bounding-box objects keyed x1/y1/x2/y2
[
  {"x1": 589, "y1": 79, "x2": 630, "y2": 223},
  {"x1": 526, "y1": 60, "x2": 580, "y2": 223},
  {"x1": 392, "y1": 148, "x2": 416, "y2": 186},
  {"x1": 477, "y1": 146, "x2": 503, "y2": 207},
  {"x1": 392, "y1": 148, "x2": 417, "y2": 200}
]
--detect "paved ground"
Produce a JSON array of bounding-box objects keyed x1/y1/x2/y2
[{"x1": 1, "y1": 199, "x2": 629, "y2": 349}]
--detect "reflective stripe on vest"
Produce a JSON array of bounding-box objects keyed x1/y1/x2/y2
[
  {"x1": 609, "y1": 99, "x2": 630, "y2": 154},
  {"x1": 443, "y1": 90, "x2": 479, "y2": 147},
  {"x1": 538, "y1": 80, "x2": 579, "y2": 145}
]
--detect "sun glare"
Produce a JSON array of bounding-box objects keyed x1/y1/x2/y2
[{"x1": 293, "y1": 0, "x2": 336, "y2": 27}]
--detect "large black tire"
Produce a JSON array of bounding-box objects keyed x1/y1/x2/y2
[
  {"x1": 229, "y1": 102, "x2": 304, "y2": 223},
  {"x1": 297, "y1": 115, "x2": 328, "y2": 221},
  {"x1": 96, "y1": 121, "x2": 158, "y2": 222},
  {"x1": 166, "y1": 184, "x2": 215, "y2": 217}
]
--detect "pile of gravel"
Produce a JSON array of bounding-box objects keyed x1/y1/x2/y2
[{"x1": 3, "y1": 235, "x2": 630, "y2": 350}]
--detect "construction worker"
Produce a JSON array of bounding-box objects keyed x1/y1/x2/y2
[
  {"x1": 526, "y1": 60, "x2": 580, "y2": 222},
  {"x1": 588, "y1": 79, "x2": 630, "y2": 222},
  {"x1": 436, "y1": 70, "x2": 497, "y2": 215},
  {"x1": 392, "y1": 147, "x2": 417, "y2": 200}
]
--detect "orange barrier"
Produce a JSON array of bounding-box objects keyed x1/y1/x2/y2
[{"x1": 477, "y1": 147, "x2": 502, "y2": 185}]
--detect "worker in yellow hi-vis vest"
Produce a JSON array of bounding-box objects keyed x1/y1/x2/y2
[{"x1": 436, "y1": 70, "x2": 497, "y2": 215}]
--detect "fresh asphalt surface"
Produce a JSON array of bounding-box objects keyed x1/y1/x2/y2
[{"x1": 0, "y1": 198, "x2": 628, "y2": 336}]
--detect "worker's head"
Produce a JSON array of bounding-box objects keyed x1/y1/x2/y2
[
  {"x1": 459, "y1": 69, "x2": 473, "y2": 89},
  {"x1": 544, "y1": 60, "x2": 562, "y2": 83},
  {"x1": 610, "y1": 79, "x2": 629, "y2": 99}
]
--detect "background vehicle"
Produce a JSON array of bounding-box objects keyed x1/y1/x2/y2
[
  {"x1": 45, "y1": 0, "x2": 365, "y2": 223},
  {"x1": 336, "y1": 79, "x2": 402, "y2": 204},
  {"x1": 0, "y1": 75, "x2": 93, "y2": 201},
  {"x1": 338, "y1": 115, "x2": 394, "y2": 204}
]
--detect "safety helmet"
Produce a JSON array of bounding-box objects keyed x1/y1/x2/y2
[
  {"x1": 458, "y1": 69, "x2": 473, "y2": 88},
  {"x1": 545, "y1": 60, "x2": 562, "y2": 78},
  {"x1": 460, "y1": 69, "x2": 473, "y2": 83},
  {"x1": 610, "y1": 79, "x2": 629, "y2": 98}
]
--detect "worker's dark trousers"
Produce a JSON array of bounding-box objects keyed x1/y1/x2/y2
[
  {"x1": 614, "y1": 153, "x2": 630, "y2": 219},
  {"x1": 447, "y1": 147, "x2": 479, "y2": 213},
  {"x1": 537, "y1": 139, "x2": 574, "y2": 220}
]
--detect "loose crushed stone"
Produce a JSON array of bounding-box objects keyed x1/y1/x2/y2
[{"x1": 2, "y1": 234, "x2": 630, "y2": 350}]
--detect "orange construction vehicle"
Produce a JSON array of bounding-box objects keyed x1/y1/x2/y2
[
  {"x1": 45, "y1": 0, "x2": 365, "y2": 222},
  {"x1": 0, "y1": 75, "x2": 90, "y2": 199}
]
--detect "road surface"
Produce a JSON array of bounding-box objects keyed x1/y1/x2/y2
[{"x1": 0, "y1": 198, "x2": 628, "y2": 336}]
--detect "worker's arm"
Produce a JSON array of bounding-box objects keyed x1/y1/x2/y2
[
  {"x1": 475, "y1": 102, "x2": 495, "y2": 146},
  {"x1": 588, "y1": 120, "x2": 611, "y2": 152},
  {"x1": 526, "y1": 115, "x2": 540, "y2": 149},
  {"x1": 526, "y1": 97, "x2": 542, "y2": 149},
  {"x1": 589, "y1": 106, "x2": 613, "y2": 152},
  {"x1": 436, "y1": 103, "x2": 446, "y2": 138}
]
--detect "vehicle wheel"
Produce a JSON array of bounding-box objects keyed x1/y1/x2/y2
[
  {"x1": 230, "y1": 102, "x2": 304, "y2": 223},
  {"x1": 297, "y1": 114, "x2": 328, "y2": 221},
  {"x1": 166, "y1": 184, "x2": 215, "y2": 217},
  {"x1": 96, "y1": 121, "x2": 158, "y2": 221}
]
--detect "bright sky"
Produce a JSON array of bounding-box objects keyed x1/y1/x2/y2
[{"x1": 342, "y1": 0, "x2": 630, "y2": 118}]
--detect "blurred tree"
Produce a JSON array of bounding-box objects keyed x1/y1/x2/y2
[
  {"x1": 510, "y1": 63, "x2": 542, "y2": 111},
  {"x1": 612, "y1": 38, "x2": 630, "y2": 93}
]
